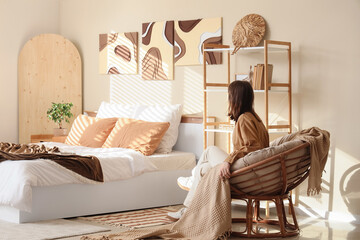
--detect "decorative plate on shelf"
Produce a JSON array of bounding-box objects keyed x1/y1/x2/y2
[{"x1": 232, "y1": 14, "x2": 266, "y2": 54}]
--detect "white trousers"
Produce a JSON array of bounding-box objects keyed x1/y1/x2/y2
[{"x1": 183, "y1": 146, "x2": 229, "y2": 207}]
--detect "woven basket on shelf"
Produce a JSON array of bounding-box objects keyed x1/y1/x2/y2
[{"x1": 232, "y1": 14, "x2": 266, "y2": 54}]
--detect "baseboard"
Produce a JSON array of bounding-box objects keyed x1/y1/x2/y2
[
  {"x1": 231, "y1": 200, "x2": 360, "y2": 225},
  {"x1": 294, "y1": 205, "x2": 360, "y2": 224}
]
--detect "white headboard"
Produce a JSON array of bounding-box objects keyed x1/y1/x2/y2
[
  {"x1": 173, "y1": 122, "x2": 204, "y2": 160},
  {"x1": 172, "y1": 114, "x2": 215, "y2": 160},
  {"x1": 84, "y1": 111, "x2": 207, "y2": 159}
]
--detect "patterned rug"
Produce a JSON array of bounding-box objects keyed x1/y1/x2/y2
[
  {"x1": 79, "y1": 206, "x2": 180, "y2": 229},
  {"x1": 0, "y1": 218, "x2": 109, "y2": 240}
]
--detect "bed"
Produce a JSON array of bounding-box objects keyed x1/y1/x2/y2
[{"x1": 0, "y1": 103, "x2": 204, "y2": 223}]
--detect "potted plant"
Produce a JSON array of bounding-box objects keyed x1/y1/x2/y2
[{"x1": 47, "y1": 102, "x2": 74, "y2": 136}]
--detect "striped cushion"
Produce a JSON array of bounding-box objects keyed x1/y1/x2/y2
[
  {"x1": 102, "y1": 118, "x2": 170, "y2": 156},
  {"x1": 65, "y1": 115, "x2": 117, "y2": 147}
]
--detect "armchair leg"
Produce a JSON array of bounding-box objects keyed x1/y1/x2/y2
[
  {"x1": 288, "y1": 194, "x2": 299, "y2": 230},
  {"x1": 254, "y1": 200, "x2": 261, "y2": 221},
  {"x1": 275, "y1": 197, "x2": 287, "y2": 234},
  {"x1": 246, "y1": 198, "x2": 254, "y2": 236},
  {"x1": 231, "y1": 194, "x2": 300, "y2": 238}
]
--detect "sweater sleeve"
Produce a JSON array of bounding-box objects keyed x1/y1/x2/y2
[{"x1": 224, "y1": 116, "x2": 263, "y2": 165}]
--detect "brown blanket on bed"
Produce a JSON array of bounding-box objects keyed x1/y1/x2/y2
[{"x1": 0, "y1": 142, "x2": 103, "y2": 182}]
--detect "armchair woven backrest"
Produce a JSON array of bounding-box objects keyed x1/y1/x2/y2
[{"x1": 230, "y1": 141, "x2": 311, "y2": 198}]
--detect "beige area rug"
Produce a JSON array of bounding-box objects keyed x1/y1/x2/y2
[
  {"x1": 0, "y1": 218, "x2": 109, "y2": 240},
  {"x1": 79, "y1": 206, "x2": 181, "y2": 230}
]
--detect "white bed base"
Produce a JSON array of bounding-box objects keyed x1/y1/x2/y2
[
  {"x1": 0, "y1": 169, "x2": 191, "y2": 223},
  {"x1": 0, "y1": 122, "x2": 204, "y2": 223}
]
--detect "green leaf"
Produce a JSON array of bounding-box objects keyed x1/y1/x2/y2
[{"x1": 47, "y1": 102, "x2": 74, "y2": 128}]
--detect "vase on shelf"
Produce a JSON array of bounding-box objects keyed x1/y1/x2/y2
[{"x1": 53, "y1": 128, "x2": 67, "y2": 136}]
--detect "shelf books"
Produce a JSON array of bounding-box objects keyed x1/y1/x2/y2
[
  {"x1": 252, "y1": 64, "x2": 273, "y2": 90},
  {"x1": 235, "y1": 66, "x2": 254, "y2": 86}
]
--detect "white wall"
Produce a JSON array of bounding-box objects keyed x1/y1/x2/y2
[
  {"x1": 58, "y1": 0, "x2": 360, "y2": 219},
  {"x1": 0, "y1": 0, "x2": 60, "y2": 142},
  {"x1": 1, "y1": 0, "x2": 359, "y2": 221}
]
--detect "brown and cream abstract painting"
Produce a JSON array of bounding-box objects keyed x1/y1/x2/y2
[
  {"x1": 99, "y1": 32, "x2": 138, "y2": 74},
  {"x1": 141, "y1": 21, "x2": 174, "y2": 80},
  {"x1": 175, "y1": 17, "x2": 222, "y2": 66}
]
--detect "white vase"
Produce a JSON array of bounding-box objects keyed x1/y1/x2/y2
[{"x1": 53, "y1": 128, "x2": 67, "y2": 136}]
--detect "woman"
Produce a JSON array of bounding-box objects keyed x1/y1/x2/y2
[{"x1": 168, "y1": 80, "x2": 269, "y2": 220}]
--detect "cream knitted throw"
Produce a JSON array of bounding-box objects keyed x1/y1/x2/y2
[
  {"x1": 81, "y1": 164, "x2": 232, "y2": 240},
  {"x1": 271, "y1": 127, "x2": 330, "y2": 195}
]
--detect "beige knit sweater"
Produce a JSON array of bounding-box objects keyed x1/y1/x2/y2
[{"x1": 225, "y1": 112, "x2": 269, "y2": 164}]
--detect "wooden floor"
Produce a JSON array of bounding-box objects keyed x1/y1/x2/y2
[{"x1": 59, "y1": 203, "x2": 359, "y2": 240}]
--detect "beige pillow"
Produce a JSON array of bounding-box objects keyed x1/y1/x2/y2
[
  {"x1": 102, "y1": 118, "x2": 170, "y2": 156},
  {"x1": 65, "y1": 115, "x2": 117, "y2": 147},
  {"x1": 230, "y1": 140, "x2": 307, "y2": 194}
]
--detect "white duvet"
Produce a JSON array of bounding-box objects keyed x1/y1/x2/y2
[{"x1": 0, "y1": 142, "x2": 160, "y2": 212}]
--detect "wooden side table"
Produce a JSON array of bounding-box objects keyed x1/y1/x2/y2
[
  {"x1": 51, "y1": 135, "x2": 67, "y2": 143},
  {"x1": 30, "y1": 134, "x2": 67, "y2": 143},
  {"x1": 30, "y1": 134, "x2": 53, "y2": 143}
]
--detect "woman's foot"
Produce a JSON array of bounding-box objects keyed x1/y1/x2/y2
[
  {"x1": 167, "y1": 207, "x2": 187, "y2": 221},
  {"x1": 177, "y1": 176, "x2": 193, "y2": 191}
]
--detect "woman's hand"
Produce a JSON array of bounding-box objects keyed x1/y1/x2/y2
[{"x1": 219, "y1": 162, "x2": 231, "y2": 179}]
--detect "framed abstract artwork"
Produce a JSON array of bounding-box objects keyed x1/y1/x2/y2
[
  {"x1": 99, "y1": 32, "x2": 138, "y2": 74},
  {"x1": 141, "y1": 21, "x2": 174, "y2": 80},
  {"x1": 175, "y1": 17, "x2": 222, "y2": 66}
]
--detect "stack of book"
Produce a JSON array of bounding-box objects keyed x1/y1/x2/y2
[{"x1": 252, "y1": 64, "x2": 273, "y2": 90}]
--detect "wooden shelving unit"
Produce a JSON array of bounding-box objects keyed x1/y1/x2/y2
[
  {"x1": 202, "y1": 43, "x2": 232, "y2": 152},
  {"x1": 202, "y1": 40, "x2": 292, "y2": 151},
  {"x1": 264, "y1": 40, "x2": 292, "y2": 132}
]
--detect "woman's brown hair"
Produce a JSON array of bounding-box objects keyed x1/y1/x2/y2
[{"x1": 227, "y1": 80, "x2": 260, "y2": 122}]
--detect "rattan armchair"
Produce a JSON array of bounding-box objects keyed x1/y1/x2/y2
[{"x1": 229, "y1": 141, "x2": 311, "y2": 238}]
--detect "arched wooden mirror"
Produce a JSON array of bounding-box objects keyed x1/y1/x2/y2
[{"x1": 18, "y1": 34, "x2": 82, "y2": 143}]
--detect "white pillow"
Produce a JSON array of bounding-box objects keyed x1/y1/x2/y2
[
  {"x1": 96, "y1": 101, "x2": 137, "y2": 119},
  {"x1": 135, "y1": 104, "x2": 182, "y2": 153}
]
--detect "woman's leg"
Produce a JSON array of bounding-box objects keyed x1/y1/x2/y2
[{"x1": 183, "y1": 146, "x2": 228, "y2": 207}]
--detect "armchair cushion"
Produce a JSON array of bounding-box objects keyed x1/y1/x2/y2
[{"x1": 230, "y1": 139, "x2": 308, "y2": 195}]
